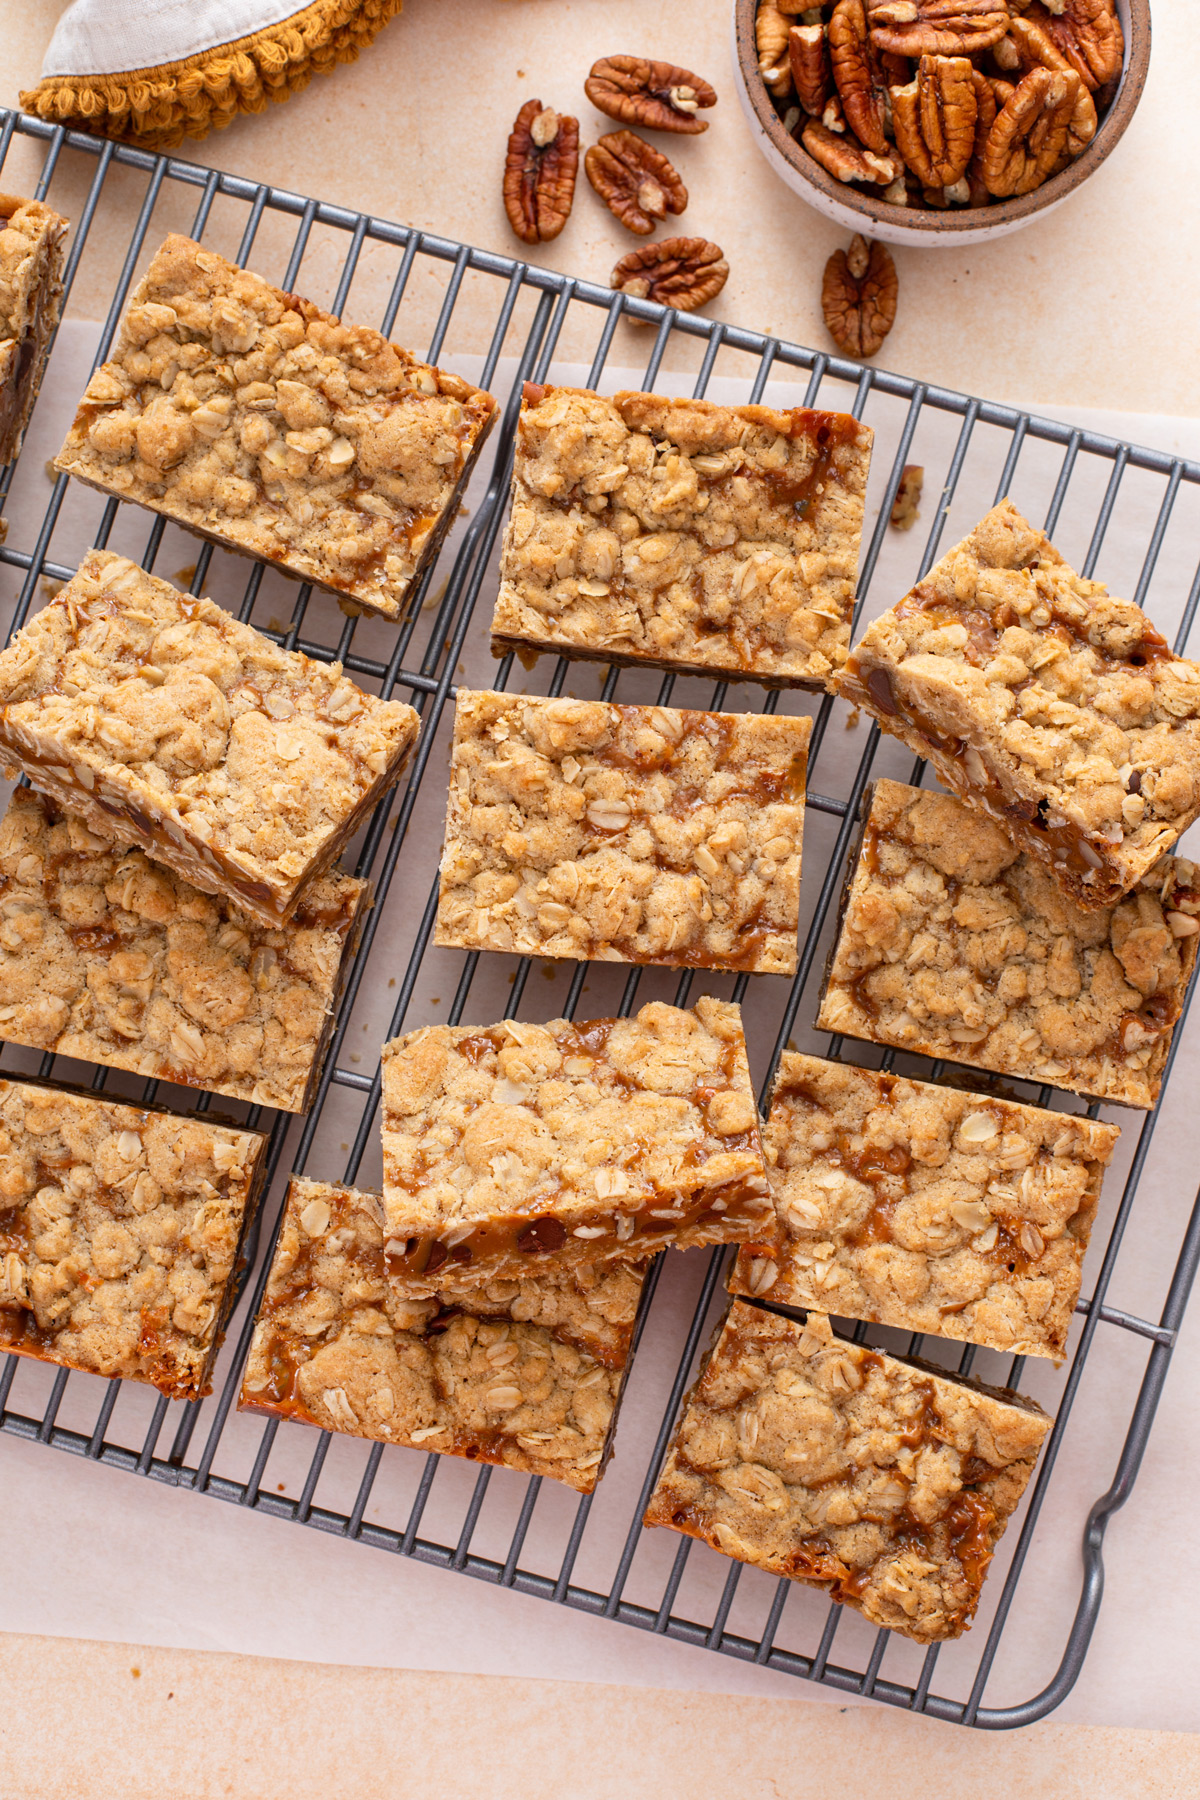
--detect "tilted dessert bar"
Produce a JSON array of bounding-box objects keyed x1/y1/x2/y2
[
  {"x1": 0, "y1": 549, "x2": 419, "y2": 927},
  {"x1": 435, "y1": 690, "x2": 810, "y2": 974},
  {"x1": 832, "y1": 500, "x2": 1200, "y2": 909},
  {"x1": 0, "y1": 193, "x2": 67, "y2": 466},
  {"x1": 0, "y1": 787, "x2": 369, "y2": 1113},
  {"x1": 817, "y1": 779, "x2": 1200, "y2": 1109},
  {"x1": 0, "y1": 1076, "x2": 267, "y2": 1399},
  {"x1": 729, "y1": 1054, "x2": 1120, "y2": 1361},
  {"x1": 54, "y1": 235, "x2": 496, "y2": 620},
  {"x1": 241, "y1": 1178, "x2": 648, "y2": 1493},
  {"x1": 380, "y1": 998, "x2": 772, "y2": 1286},
  {"x1": 491, "y1": 384, "x2": 872, "y2": 688},
  {"x1": 643, "y1": 1301, "x2": 1051, "y2": 1644}
]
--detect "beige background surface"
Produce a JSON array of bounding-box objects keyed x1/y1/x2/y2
[{"x1": 2, "y1": 2, "x2": 1200, "y2": 1793}]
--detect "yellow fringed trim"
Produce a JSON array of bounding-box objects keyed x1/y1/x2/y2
[{"x1": 19, "y1": 0, "x2": 404, "y2": 152}]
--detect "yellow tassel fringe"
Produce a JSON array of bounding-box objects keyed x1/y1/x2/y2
[{"x1": 19, "y1": 0, "x2": 404, "y2": 153}]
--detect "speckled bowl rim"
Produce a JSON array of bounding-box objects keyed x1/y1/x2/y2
[{"x1": 732, "y1": 0, "x2": 1151, "y2": 236}]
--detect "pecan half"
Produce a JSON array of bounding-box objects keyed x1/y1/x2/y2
[
  {"x1": 891, "y1": 54, "x2": 977, "y2": 187},
  {"x1": 1029, "y1": 0, "x2": 1123, "y2": 92},
  {"x1": 802, "y1": 118, "x2": 900, "y2": 184},
  {"x1": 788, "y1": 24, "x2": 832, "y2": 116},
  {"x1": 822, "y1": 235, "x2": 898, "y2": 358},
  {"x1": 585, "y1": 132, "x2": 688, "y2": 235},
  {"x1": 982, "y1": 64, "x2": 1080, "y2": 196},
  {"x1": 829, "y1": 0, "x2": 890, "y2": 153},
  {"x1": 758, "y1": 4, "x2": 796, "y2": 97},
  {"x1": 1008, "y1": 15, "x2": 1097, "y2": 153},
  {"x1": 868, "y1": 0, "x2": 1011, "y2": 56},
  {"x1": 610, "y1": 237, "x2": 729, "y2": 312},
  {"x1": 503, "y1": 101, "x2": 580, "y2": 245},
  {"x1": 585, "y1": 56, "x2": 717, "y2": 135}
]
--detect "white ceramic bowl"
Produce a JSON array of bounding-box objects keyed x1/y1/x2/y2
[{"x1": 731, "y1": 0, "x2": 1149, "y2": 247}]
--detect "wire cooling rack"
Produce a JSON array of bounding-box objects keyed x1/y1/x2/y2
[{"x1": 3, "y1": 108, "x2": 1200, "y2": 1731}]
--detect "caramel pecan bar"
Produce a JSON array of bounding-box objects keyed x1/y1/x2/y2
[
  {"x1": 0, "y1": 549, "x2": 419, "y2": 927},
  {"x1": 0, "y1": 193, "x2": 67, "y2": 466},
  {"x1": 0, "y1": 788, "x2": 368, "y2": 1113},
  {"x1": 0, "y1": 1076, "x2": 267, "y2": 1399},
  {"x1": 435, "y1": 690, "x2": 809, "y2": 974},
  {"x1": 54, "y1": 234, "x2": 497, "y2": 619},
  {"x1": 380, "y1": 998, "x2": 772, "y2": 1287},
  {"x1": 643, "y1": 1301, "x2": 1051, "y2": 1643},
  {"x1": 817, "y1": 779, "x2": 1200, "y2": 1109},
  {"x1": 730, "y1": 1054, "x2": 1119, "y2": 1361},
  {"x1": 491, "y1": 385, "x2": 872, "y2": 688},
  {"x1": 241, "y1": 1177, "x2": 648, "y2": 1493},
  {"x1": 832, "y1": 500, "x2": 1200, "y2": 909}
]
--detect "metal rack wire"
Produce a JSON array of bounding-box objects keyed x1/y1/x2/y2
[{"x1": 3, "y1": 107, "x2": 1200, "y2": 1730}]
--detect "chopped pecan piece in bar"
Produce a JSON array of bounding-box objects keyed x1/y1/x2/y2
[
  {"x1": 833, "y1": 500, "x2": 1200, "y2": 908},
  {"x1": 0, "y1": 549, "x2": 419, "y2": 927},
  {"x1": 435, "y1": 690, "x2": 809, "y2": 974},
  {"x1": 818, "y1": 779, "x2": 1200, "y2": 1109},
  {"x1": 0, "y1": 1076, "x2": 267, "y2": 1399},
  {"x1": 0, "y1": 193, "x2": 67, "y2": 466},
  {"x1": 380, "y1": 998, "x2": 773, "y2": 1288},
  {"x1": 241, "y1": 1178, "x2": 648, "y2": 1493},
  {"x1": 0, "y1": 788, "x2": 369, "y2": 1113},
  {"x1": 730, "y1": 1053, "x2": 1119, "y2": 1360},
  {"x1": 54, "y1": 234, "x2": 496, "y2": 620},
  {"x1": 493, "y1": 386, "x2": 870, "y2": 689},
  {"x1": 644, "y1": 1300, "x2": 1051, "y2": 1643}
]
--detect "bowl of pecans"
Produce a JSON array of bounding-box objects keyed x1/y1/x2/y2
[{"x1": 732, "y1": 0, "x2": 1150, "y2": 246}]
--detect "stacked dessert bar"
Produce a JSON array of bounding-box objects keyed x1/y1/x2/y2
[{"x1": 0, "y1": 235, "x2": 493, "y2": 1396}]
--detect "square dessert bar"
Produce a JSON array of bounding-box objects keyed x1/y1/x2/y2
[
  {"x1": 491, "y1": 384, "x2": 872, "y2": 688},
  {"x1": 54, "y1": 234, "x2": 497, "y2": 619},
  {"x1": 832, "y1": 500, "x2": 1200, "y2": 909},
  {"x1": 0, "y1": 788, "x2": 369, "y2": 1113},
  {"x1": 643, "y1": 1301, "x2": 1051, "y2": 1643},
  {"x1": 0, "y1": 1076, "x2": 267, "y2": 1399},
  {"x1": 0, "y1": 549, "x2": 419, "y2": 927},
  {"x1": 435, "y1": 690, "x2": 810, "y2": 974},
  {"x1": 817, "y1": 779, "x2": 1200, "y2": 1109},
  {"x1": 380, "y1": 998, "x2": 772, "y2": 1287},
  {"x1": 241, "y1": 1178, "x2": 648, "y2": 1493},
  {"x1": 729, "y1": 1054, "x2": 1120, "y2": 1361},
  {"x1": 0, "y1": 193, "x2": 68, "y2": 466}
]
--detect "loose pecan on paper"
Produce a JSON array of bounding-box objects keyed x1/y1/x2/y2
[
  {"x1": 585, "y1": 132, "x2": 688, "y2": 235},
  {"x1": 981, "y1": 64, "x2": 1081, "y2": 195},
  {"x1": 822, "y1": 234, "x2": 898, "y2": 357},
  {"x1": 610, "y1": 237, "x2": 729, "y2": 313},
  {"x1": 503, "y1": 100, "x2": 580, "y2": 244},
  {"x1": 802, "y1": 118, "x2": 900, "y2": 184},
  {"x1": 788, "y1": 24, "x2": 833, "y2": 117},
  {"x1": 891, "y1": 54, "x2": 978, "y2": 187},
  {"x1": 585, "y1": 56, "x2": 717, "y2": 134},
  {"x1": 868, "y1": 0, "x2": 1011, "y2": 56}
]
